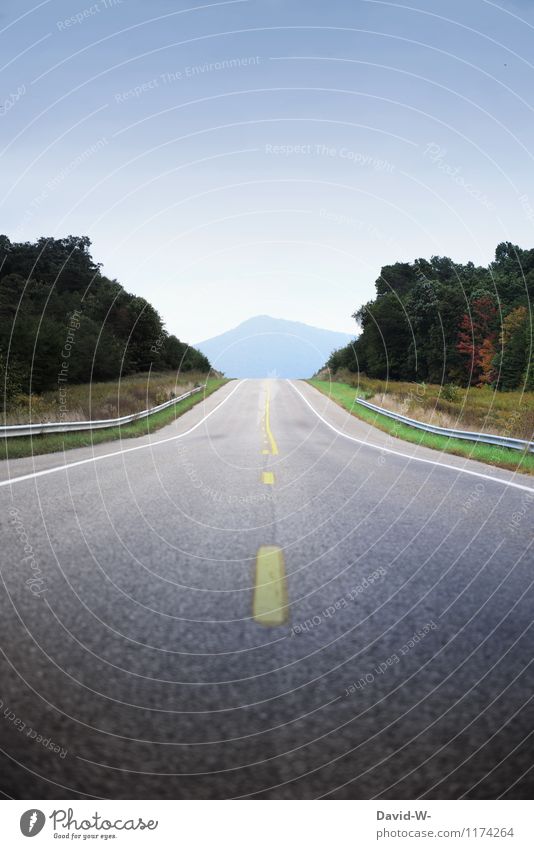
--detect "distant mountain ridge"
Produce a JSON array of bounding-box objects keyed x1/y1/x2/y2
[{"x1": 197, "y1": 315, "x2": 354, "y2": 378}]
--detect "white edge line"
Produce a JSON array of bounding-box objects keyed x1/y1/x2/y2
[
  {"x1": 0, "y1": 380, "x2": 245, "y2": 489},
  {"x1": 289, "y1": 381, "x2": 534, "y2": 495}
]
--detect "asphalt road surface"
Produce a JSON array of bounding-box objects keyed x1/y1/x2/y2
[{"x1": 1, "y1": 379, "x2": 533, "y2": 800}]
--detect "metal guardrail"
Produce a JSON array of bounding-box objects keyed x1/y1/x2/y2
[
  {"x1": 0, "y1": 386, "x2": 206, "y2": 438},
  {"x1": 355, "y1": 397, "x2": 534, "y2": 454}
]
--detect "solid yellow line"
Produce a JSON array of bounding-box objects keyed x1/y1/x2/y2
[
  {"x1": 264, "y1": 385, "x2": 279, "y2": 455},
  {"x1": 261, "y1": 471, "x2": 275, "y2": 485},
  {"x1": 253, "y1": 546, "x2": 288, "y2": 626}
]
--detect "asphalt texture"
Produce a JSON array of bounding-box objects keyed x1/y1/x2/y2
[{"x1": 0, "y1": 379, "x2": 533, "y2": 800}]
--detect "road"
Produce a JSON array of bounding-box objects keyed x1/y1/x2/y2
[{"x1": 0, "y1": 379, "x2": 533, "y2": 800}]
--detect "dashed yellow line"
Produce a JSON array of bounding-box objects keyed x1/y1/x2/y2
[
  {"x1": 253, "y1": 546, "x2": 288, "y2": 626},
  {"x1": 261, "y1": 471, "x2": 275, "y2": 485},
  {"x1": 264, "y1": 384, "x2": 279, "y2": 455}
]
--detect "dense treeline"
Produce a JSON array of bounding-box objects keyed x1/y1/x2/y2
[
  {"x1": 326, "y1": 242, "x2": 533, "y2": 390},
  {"x1": 0, "y1": 235, "x2": 210, "y2": 402}
]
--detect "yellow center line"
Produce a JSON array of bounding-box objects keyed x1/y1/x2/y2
[
  {"x1": 253, "y1": 546, "x2": 289, "y2": 627},
  {"x1": 264, "y1": 384, "x2": 279, "y2": 455},
  {"x1": 261, "y1": 471, "x2": 275, "y2": 485}
]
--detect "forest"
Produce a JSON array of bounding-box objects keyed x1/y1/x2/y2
[
  {"x1": 0, "y1": 235, "x2": 210, "y2": 404},
  {"x1": 326, "y1": 242, "x2": 533, "y2": 391}
]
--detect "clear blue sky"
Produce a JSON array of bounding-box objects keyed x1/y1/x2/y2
[{"x1": 2, "y1": 0, "x2": 534, "y2": 343}]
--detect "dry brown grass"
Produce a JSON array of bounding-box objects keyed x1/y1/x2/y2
[
  {"x1": 321, "y1": 369, "x2": 534, "y2": 441},
  {"x1": 4, "y1": 371, "x2": 210, "y2": 424}
]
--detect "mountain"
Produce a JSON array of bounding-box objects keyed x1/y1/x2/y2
[{"x1": 197, "y1": 315, "x2": 354, "y2": 378}]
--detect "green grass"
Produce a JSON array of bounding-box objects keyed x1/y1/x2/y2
[
  {"x1": 319, "y1": 368, "x2": 534, "y2": 441},
  {"x1": 308, "y1": 380, "x2": 534, "y2": 475},
  {"x1": 1, "y1": 378, "x2": 229, "y2": 461}
]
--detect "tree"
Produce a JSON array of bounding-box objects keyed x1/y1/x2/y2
[
  {"x1": 404, "y1": 279, "x2": 440, "y2": 381},
  {"x1": 326, "y1": 341, "x2": 359, "y2": 374},
  {"x1": 318, "y1": 243, "x2": 532, "y2": 390},
  {"x1": 478, "y1": 337, "x2": 498, "y2": 385},
  {"x1": 375, "y1": 263, "x2": 417, "y2": 298}
]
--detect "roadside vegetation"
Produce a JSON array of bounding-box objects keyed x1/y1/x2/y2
[
  {"x1": 3, "y1": 370, "x2": 214, "y2": 425},
  {"x1": 1, "y1": 377, "x2": 228, "y2": 461},
  {"x1": 0, "y1": 233, "x2": 224, "y2": 459},
  {"x1": 0, "y1": 236, "x2": 225, "y2": 458},
  {"x1": 0, "y1": 234, "x2": 210, "y2": 407},
  {"x1": 319, "y1": 241, "x2": 533, "y2": 472},
  {"x1": 326, "y1": 242, "x2": 533, "y2": 391},
  {"x1": 309, "y1": 378, "x2": 534, "y2": 475},
  {"x1": 314, "y1": 368, "x2": 533, "y2": 441}
]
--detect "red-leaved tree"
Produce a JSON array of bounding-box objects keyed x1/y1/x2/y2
[{"x1": 457, "y1": 296, "x2": 498, "y2": 384}]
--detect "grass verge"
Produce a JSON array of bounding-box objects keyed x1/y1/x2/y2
[
  {"x1": 308, "y1": 380, "x2": 534, "y2": 476},
  {"x1": 1, "y1": 378, "x2": 229, "y2": 461}
]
